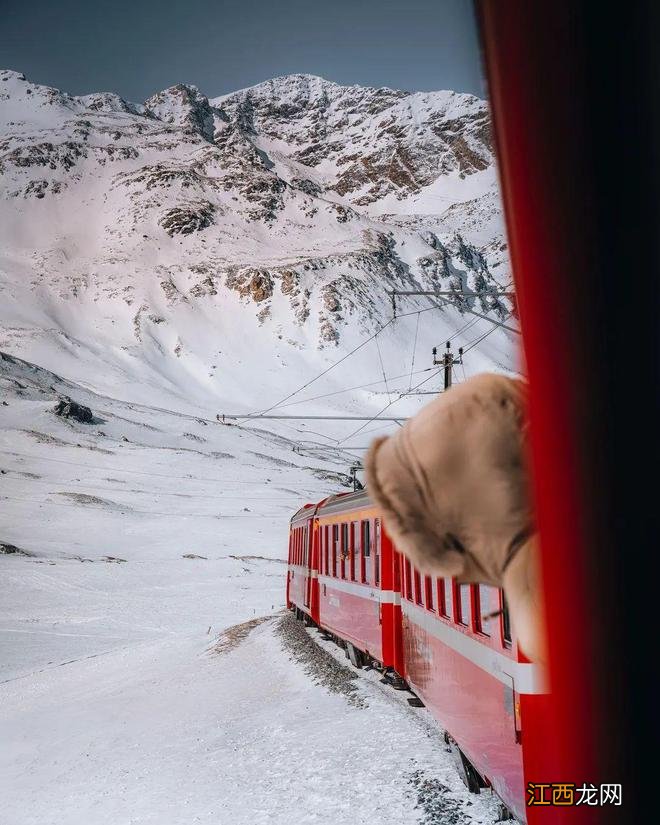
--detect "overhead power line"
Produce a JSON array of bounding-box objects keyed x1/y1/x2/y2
[
  {"x1": 390, "y1": 289, "x2": 516, "y2": 298},
  {"x1": 337, "y1": 367, "x2": 444, "y2": 446},
  {"x1": 218, "y1": 414, "x2": 407, "y2": 422},
  {"x1": 0, "y1": 450, "x2": 329, "y2": 485},
  {"x1": 0, "y1": 494, "x2": 288, "y2": 519},
  {"x1": 390, "y1": 289, "x2": 521, "y2": 335},
  {"x1": 250, "y1": 317, "x2": 395, "y2": 417},
  {"x1": 244, "y1": 303, "x2": 454, "y2": 419},
  {"x1": 275, "y1": 366, "x2": 436, "y2": 409}
]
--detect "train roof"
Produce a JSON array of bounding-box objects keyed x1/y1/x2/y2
[{"x1": 290, "y1": 488, "x2": 373, "y2": 525}]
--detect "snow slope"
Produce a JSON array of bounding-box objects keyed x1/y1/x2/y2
[
  {"x1": 1, "y1": 353, "x2": 501, "y2": 824},
  {"x1": 1, "y1": 614, "x2": 501, "y2": 825}
]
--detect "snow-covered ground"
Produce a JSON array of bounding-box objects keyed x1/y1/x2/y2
[{"x1": 0, "y1": 352, "x2": 504, "y2": 824}]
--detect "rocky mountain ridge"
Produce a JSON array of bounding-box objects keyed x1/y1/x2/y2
[{"x1": 0, "y1": 68, "x2": 514, "y2": 414}]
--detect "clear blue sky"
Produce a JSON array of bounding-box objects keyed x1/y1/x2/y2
[{"x1": 0, "y1": 0, "x2": 485, "y2": 101}]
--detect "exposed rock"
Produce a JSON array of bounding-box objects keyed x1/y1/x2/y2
[
  {"x1": 53, "y1": 397, "x2": 94, "y2": 423},
  {"x1": 0, "y1": 542, "x2": 33, "y2": 557},
  {"x1": 226, "y1": 269, "x2": 274, "y2": 303},
  {"x1": 160, "y1": 202, "x2": 214, "y2": 236}
]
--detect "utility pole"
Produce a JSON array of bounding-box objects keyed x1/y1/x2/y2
[
  {"x1": 349, "y1": 464, "x2": 364, "y2": 492},
  {"x1": 443, "y1": 342, "x2": 453, "y2": 390},
  {"x1": 432, "y1": 341, "x2": 463, "y2": 390}
]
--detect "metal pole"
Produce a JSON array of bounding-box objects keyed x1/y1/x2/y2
[{"x1": 443, "y1": 341, "x2": 453, "y2": 390}]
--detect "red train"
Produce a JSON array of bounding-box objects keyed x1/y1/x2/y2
[{"x1": 287, "y1": 489, "x2": 547, "y2": 823}]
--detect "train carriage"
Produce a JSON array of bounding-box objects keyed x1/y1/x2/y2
[
  {"x1": 315, "y1": 491, "x2": 403, "y2": 673},
  {"x1": 398, "y1": 560, "x2": 545, "y2": 822},
  {"x1": 287, "y1": 490, "x2": 546, "y2": 822},
  {"x1": 286, "y1": 501, "x2": 320, "y2": 623}
]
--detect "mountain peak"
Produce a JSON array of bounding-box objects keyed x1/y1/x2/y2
[
  {"x1": 0, "y1": 68, "x2": 509, "y2": 403},
  {"x1": 144, "y1": 83, "x2": 215, "y2": 141},
  {"x1": 0, "y1": 69, "x2": 27, "y2": 83},
  {"x1": 212, "y1": 73, "x2": 403, "y2": 106}
]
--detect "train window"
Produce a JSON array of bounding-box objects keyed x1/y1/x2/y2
[
  {"x1": 476, "y1": 584, "x2": 493, "y2": 636},
  {"x1": 374, "y1": 518, "x2": 381, "y2": 586},
  {"x1": 333, "y1": 525, "x2": 340, "y2": 578},
  {"x1": 323, "y1": 526, "x2": 329, "y2": 575},
  {"x1": 502, "y1": 591, "x2": 512, "y2": 646},
  {"x1": 362, "y1": 520, "x2": 371, "y2": 556},
  {"x1": 443, "y1": 578, "x2": 453, "y2": 618},
  {"x1": 353, "y1": 521, "x2": 363, "y2": 582},
  {"x1": 361, "y1": 520, "x2": 371, "y2": 583},
  {"x1": 341, "y1": 522, "x2": 349, "y2": 579},
  {"x1": 414, "y1": 569, "x2": 423, "y2": 606},
  {"x1": 425, "y1": 576, "x2": 435, "y2": 611},
  {"x1": 437, "y1": 579, "x2": 446, "y2": 616},
  {"x1": 349, "y1": 522, "x2": 357, "y2": 581},
  {"x1": 403, "y1": 558, "x2": 412, "y2": 601},
  {"x1": 456, "y1": 583, "x2": 471, "y2": 626}
]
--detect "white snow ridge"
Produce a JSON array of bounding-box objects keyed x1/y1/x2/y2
[{"x1": 0, "y1": 69, "x2": 514, "y2": 824}]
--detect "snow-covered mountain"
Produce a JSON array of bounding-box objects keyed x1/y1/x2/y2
[
  {"x1": 0, "y1": 69, "x2": 515, "y2": 421},
  {"x1": 1, "y1": 70, "x2": 517, "y2": 822}
]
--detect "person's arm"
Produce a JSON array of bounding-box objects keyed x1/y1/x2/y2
[{"x1": 365, "y1": 372, "x2": 545, "y2": 662}]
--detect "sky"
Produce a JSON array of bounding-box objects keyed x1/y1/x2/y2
[{"x1": 0, "y1": 0, "x2": 485, "y2": 102}]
